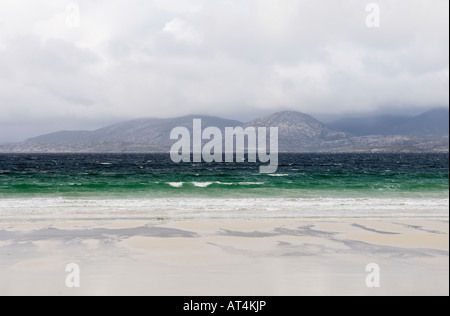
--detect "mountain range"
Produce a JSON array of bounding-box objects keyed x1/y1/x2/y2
[
  {"x1": 0, "y1": 108, "x2": 448, "y2": 153},
  {"x1": 328, "y1": 108, "x2": 449, "y2": 138}
]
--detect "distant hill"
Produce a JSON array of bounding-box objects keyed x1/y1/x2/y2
[
  {"x1": 0, "y1": 109, "x2": 448, "y2": 153},
  {"x1": 388, "y1": 108, "x2": 449, "y2": 138},
  {"x1": 24, "y1": 116, "x2": 242, "y2": 152},
  {"x1": 243, "y1": 111, "x2": 349, "y2": 151},
  {"x1": 328, "y1": 108, "x2": 449, "y2": 138},
  {"x1": 327, "y1": 115, "x2": 411, "y2": 136}
]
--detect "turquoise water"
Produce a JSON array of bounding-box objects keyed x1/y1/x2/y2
[{"x1": 0, "y1": 153, "x2": 448, "y2": 199}]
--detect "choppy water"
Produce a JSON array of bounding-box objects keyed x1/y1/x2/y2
[{"x1": 0, "y1": 153, "x2": 448, "y2": 220}]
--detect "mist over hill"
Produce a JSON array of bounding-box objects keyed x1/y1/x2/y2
[{"x1": 327, "y1": 109, "x2": 449, "y2": 138}]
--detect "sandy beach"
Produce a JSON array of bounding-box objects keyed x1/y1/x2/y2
[{"x1": 0, "y1": 217, "x2": 448, "y2": 296}]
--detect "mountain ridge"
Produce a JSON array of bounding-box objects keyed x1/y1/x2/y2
[
  {"x1": 327, "y1": 108, "x2": 449, "y2": 137},
  {"x1": 1, "y1": 109, "x2": 448, "y2": 153}
]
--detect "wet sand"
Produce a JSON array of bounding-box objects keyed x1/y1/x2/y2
[{"x1": 0, "y1": 217, "x2": 448, "y2": 296}]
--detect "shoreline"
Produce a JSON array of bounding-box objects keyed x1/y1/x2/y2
[
  {"x1": 0, "y1": 197, "x2": 448, "y2": 222},
  {"x1": 1, "y1": 216, "x2": 448, "y2": 296}
]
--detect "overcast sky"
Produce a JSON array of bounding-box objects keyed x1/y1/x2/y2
[{"x1": 0, "y1": 0, "x2": 449, "y2": 142}]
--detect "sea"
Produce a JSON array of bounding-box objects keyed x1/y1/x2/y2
[{"x1": 0, "y1": 153, "x2": 448, "y2": 220}]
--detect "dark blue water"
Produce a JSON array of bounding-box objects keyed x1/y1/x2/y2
[{"x1": 0, "y1": 153, "x2": 448, "y2": 199}]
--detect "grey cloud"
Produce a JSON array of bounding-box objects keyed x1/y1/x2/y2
[{"x1": 0, "y1": 0, "x2": 448, "y2": 142}]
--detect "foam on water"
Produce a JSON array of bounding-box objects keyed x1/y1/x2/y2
[
  {"x1": 192, "y1": 182, "x2": 213, "y2": 188},
  {"x1": 168, "y1": 182, "x2": 183, "y2": 188},
  {"x1": 0, "y1": 197, "x2": 447, "y2": 221}
]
